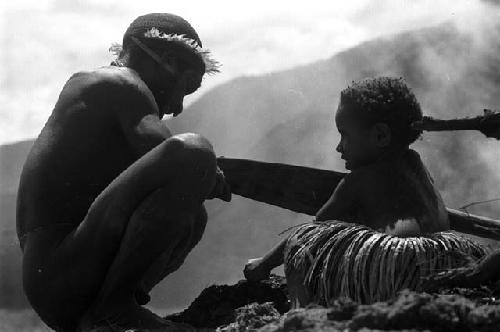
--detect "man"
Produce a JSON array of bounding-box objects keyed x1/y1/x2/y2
[{"x1": 16, "y1": 13, "x2": 230, "y2": 330}]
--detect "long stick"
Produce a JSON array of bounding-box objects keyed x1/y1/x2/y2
[
  {"x1": 447, "y1": 209, "x2": 500, "y2": 240},
  {"x1": 412, "y1": 109, "x2": 500, "y2": 139},
  {"x1": 218, "y1": 158, "x2": 500, "y2": 240},
  {"x1": 218, "y1": 157, "x2": 342, "y2": 216}
]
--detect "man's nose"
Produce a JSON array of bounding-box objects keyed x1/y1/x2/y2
[{"x1": 336, "y1": 141, "x2": 342, "y2": 153}]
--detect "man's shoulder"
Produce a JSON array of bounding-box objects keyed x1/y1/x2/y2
[
  {"x1": 62, "y1": 66, "x2": 155, "y2": 109},
  {"x1": 70, "y1": 66, "x2": 145, "y2": 90}
]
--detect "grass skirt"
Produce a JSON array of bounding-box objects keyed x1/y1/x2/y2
[{"x1": 284, "y1": 221, "x2": 487, "y2": 305}]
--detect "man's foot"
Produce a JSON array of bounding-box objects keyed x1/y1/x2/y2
[
  {"x1": 135, "y1": 287, "x2": 151, "y2": 305},
  {"x1": 79, "y1": 301, "x2": 172, "y2": 330}
]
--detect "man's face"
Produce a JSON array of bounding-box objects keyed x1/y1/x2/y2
[
  {"x1": 335, "y1": 103, "x2": 379, "y2": 170},
  {"x1": 132, "y1": 40, "x2": 204, "y2": 117},
  {"x1": 165, "y1": 69, "x2": 203, "y2": 117},
  {"x1": 155, "y1": 54, "x2": 204, "y2": 117}
]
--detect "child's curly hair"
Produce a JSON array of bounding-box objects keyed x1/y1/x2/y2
[{"x1": 340, "y1": 77, "x2": 423, "y2": 145}]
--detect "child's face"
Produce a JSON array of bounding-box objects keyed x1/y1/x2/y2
[{"x1": 335, "y1": 103, "x2": 380, "y2": 170}]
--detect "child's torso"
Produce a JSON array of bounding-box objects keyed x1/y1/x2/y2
[{"x1": 350, "y1": 149, "x2": 449, "y2": 235}]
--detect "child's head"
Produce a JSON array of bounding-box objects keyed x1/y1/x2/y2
[{"x1": 335, "y1": 77, "x2": 422, "y2": 170}]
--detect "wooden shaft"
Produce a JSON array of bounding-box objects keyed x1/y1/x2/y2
[
  {"x1": 218, "y1": 157, "x2": 343, "y2": 216},
  {"x1": 412, "y1": 110, "x2": 500, "y2": 139},
  {"x1": 416, "y1": 116, "x2": 483, "y2": 132},
  {"x1": 218, "y1": 158, "x2": 500, "y2": 240},
  {"x1": 447, "y1": 208, "x2": 500, "y2": 240}
]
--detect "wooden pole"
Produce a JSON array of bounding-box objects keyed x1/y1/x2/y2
[
  {"x1": 218, "y1": 158, "x2": 500, "y2": 240},
  {"x1": 447, "y1": 208, "x2": 500, "y2": 240},
  {"x1": 412, "y1": 109, "x2": 500, "y2": 139}
]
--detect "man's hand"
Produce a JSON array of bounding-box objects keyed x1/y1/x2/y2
[
  {"x1": 244, "y1": 257, "x2": 270, "y2": 282},
  {"x1": 207, "y1": 166, "x2": 231, "y2": 201}
]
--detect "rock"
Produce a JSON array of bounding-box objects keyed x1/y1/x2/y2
[
  {"x1": 217, "y1": 302, "x2": 281, "y2": 332},
  {"x1": 165, "y1": 275, "x2": 288, "y2": 329},
  {"x1": 163, "y1": 276, "x2": 500, "y2": 331},
  {"x1": 252, "y1": 289, "x2": 500, "y2": 332}
]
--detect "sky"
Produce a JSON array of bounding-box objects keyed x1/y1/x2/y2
[{"x1": 0, "y1": 0, "x2": 485, "y2": 145}]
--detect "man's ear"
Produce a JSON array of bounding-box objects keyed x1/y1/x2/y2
[
  {"x1": 372, "y1": 123, "x2": 391, "y2": 147},
  {"x1": 157, "y1": 50, "x2": 179, "y2": 76},
  {"x1": 162, "y1": 52, "x2": 176, "y2": 66},
  {"x1": 162, "y1": 52, "x2": 179, "y2": 74}
]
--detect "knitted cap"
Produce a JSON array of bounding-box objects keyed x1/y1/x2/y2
[
  {"x1": 123, "y1": 13, "x2": 202, "y2": 48},
  {"x1": 118, "y1": 13, "x2": 220, "y2": 75}
]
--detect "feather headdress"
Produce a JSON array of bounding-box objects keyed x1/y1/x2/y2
[{"x1": 110, "y1": 27, "x2": 220, "y2": 75}]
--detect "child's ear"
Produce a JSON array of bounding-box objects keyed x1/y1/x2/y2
[{"x1": 372, "y1": 123, "x2": 391, "y2": 147}]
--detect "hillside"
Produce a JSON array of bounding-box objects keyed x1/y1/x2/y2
[
  {"x1": 0, "y1": 141, "x2": 33, "y2": 308},
  {"x1": 1, "y1": 20, "x2": 499, "y2": 312}
]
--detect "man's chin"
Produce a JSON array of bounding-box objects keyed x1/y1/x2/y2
[
  {"x1": 344, "y1": 161, "x2": 357, "y2": 171},
  {"x1": 163, "y1": 105, "x2": 183, "y2": 117}
]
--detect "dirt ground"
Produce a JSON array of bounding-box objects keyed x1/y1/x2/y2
[{"x1": 166, "y1": 275, "x2": 500, "y2": 332}]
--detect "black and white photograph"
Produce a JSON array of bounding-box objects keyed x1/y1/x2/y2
[{"x1": 1, "y1": 0, "x2": 500, "y2": 331}]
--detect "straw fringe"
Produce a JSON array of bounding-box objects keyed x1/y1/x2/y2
[{"x1": 284, "y1": 221, "x2": 488, "y2": 305}]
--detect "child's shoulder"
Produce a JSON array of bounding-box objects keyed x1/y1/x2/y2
[
  {"x1": 343, "y1": 164, "x2": 381, "y2": 189},
  {"x1": 347, "y1": 149, "x2": 425, "y2": 185},
  {"x1": 365, "y1": 149, "x2": 423, "y2": 172}
]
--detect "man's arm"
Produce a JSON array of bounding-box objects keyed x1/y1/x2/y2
[
  {"x1": 315, "y1": 176, "x2": 357, "y2": 222},
  {"x1": 108, "y1": 70, "x2": 172, "y2": 156},
  {"x1": 119, "y1": 112, "x2": 172, "y2": 156}
]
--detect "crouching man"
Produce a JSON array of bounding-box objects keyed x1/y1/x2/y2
[{"x1": 16, "y1": 13, "x2": 230, "y2": 331}]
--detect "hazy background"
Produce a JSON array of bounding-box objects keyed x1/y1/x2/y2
[
  {"x1": 1, "y1": 0, "x2": 500, "y2": 329},
  {"x1": 1, "y1": 0, "x2": 487, "y2": 145}
]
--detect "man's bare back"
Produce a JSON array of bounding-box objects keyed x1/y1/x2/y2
[
  {"x1": 16, "y1": 14, "x2": 229, "y2": 330},
  {"x1": 17, "y1": 67, "x2": 159, "y2": 245}
]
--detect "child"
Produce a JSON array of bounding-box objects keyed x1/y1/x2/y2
[{"x1": 244, "y1": 77, "x2": 450, "y2": 299}]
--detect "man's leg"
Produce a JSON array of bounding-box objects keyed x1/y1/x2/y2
[
  {"x1": 78, "y1": 133, "x2": 217, "y2": 328},
  {"x1": 80, "y1": 188, "x2": 207, "y2": 329},
  {"x1": 23, "y1": 133, "x2": 217, "y2": 330},
  {"x1": 138, "y1": 205, "x2": 209, "y2": 299}
]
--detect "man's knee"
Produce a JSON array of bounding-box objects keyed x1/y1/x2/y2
[
  {"x1": 172, "y1": 133, "x2": 214, "y2": 152},
  {"x1": 160, "y1": 133, "x2": 217, "y2": 196},
  {"x1": 162, "y1": 133, "x2": 215, "y2": 165}
]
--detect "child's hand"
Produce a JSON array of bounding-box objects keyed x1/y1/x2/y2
[{"x1": 244, "y1": 257, "x2": 270, "y2": 281}]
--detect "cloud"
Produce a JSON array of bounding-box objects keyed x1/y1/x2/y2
[{"x1": 0, "y1": 0, "x2": 492, "y2": 144}]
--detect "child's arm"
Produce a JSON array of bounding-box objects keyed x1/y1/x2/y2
[
  {"x1": 243, "y1": 175, "x2": 358, "y2": 281},
  {"x1": 315, "y1": 176, "x2": 357, "y2": 222},
  {"x1": 244, "y1": 238, "x2": 287, "y2": 281}
]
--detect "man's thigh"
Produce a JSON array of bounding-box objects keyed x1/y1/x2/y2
[
  {"x1": 139, "y1": 204, "x2": 208, "y2": 293},
  {"x1": 22, "y1": 225, "x2": 100, "y2": 330},
  {"x1": 22, "y1": 134, "x2": 216, "y2": 328},
  {"x1": 48, "y1": 134, "x2": 215, "y2": 288}
]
